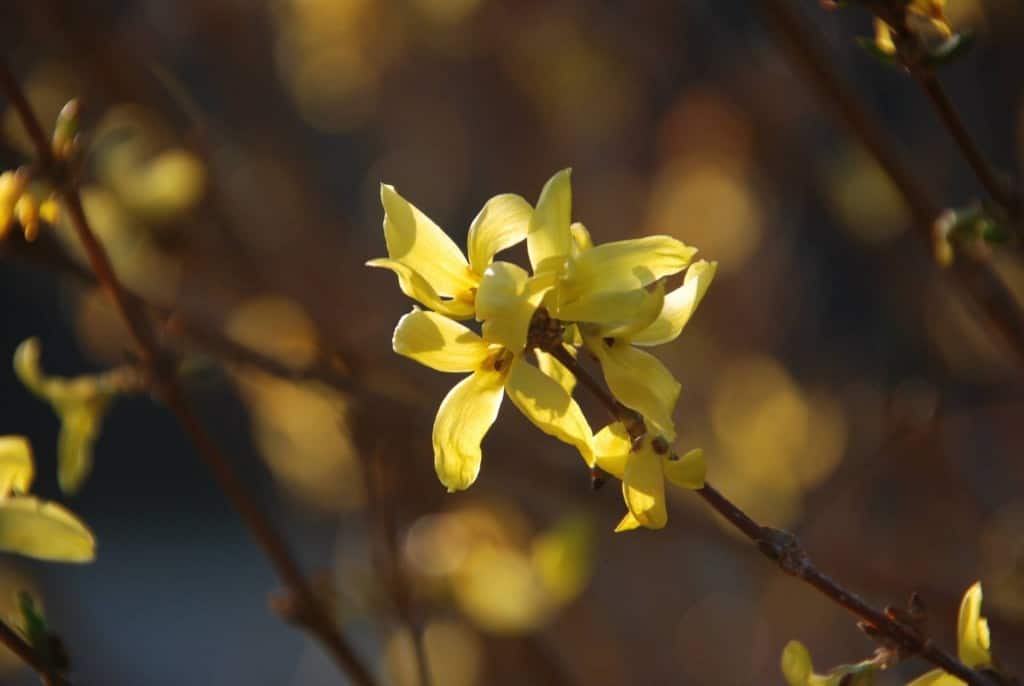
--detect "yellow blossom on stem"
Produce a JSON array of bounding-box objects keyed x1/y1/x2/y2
[
  {"x1": 367, "y1": 184, "x2": 532, "y2": 319},
  {"x1": 905, "y1": 582, "x2": 994, "y2": 686},
  {"x1": 392, "y1": 308, "x2": 594, "y2": 492},
  {"x1": 592, "y1": 421, "x2": 705, "y2": 531}
]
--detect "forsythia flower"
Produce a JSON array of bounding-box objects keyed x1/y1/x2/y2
[
  {"x1": 0, "y1": 170, "x2": 59, "y2": 242},
  {"x1": 906, "y1": 582, "x2": 993, "y2": 686},
  {"x1": 392, "y1": 308, "x2": 593, "y2": 492},
  {"x1": 370, "y1": 169, "x2": 715, "y2": 529},
  {"x1": 593, "y1": 421, "x2": 705, "y2": 531},
  {"x1": 367, "y1": 184, "x2": 532, "y2": 319},
  {"x1": 873, "y1": 0, "x2": 952, "y2": 56}
]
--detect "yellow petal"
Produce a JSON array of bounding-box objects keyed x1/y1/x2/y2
[
  {"x1": 505, "y1": 357, "x2": 594, "y2": 466},
  {"x1": 564, "y1": 283, "x2": 666, "y2": 340},
  {"x1": 622, "y1": 443, "x2": 667, "y2": 529},
  {"x1": 366, "y1": 258, "x2": 475, "y2": 319},
  {"x1": 780, "y1": 641, "x2": 813, "y2": 686},
  {"x1": 0, "y1": 436, "x2": 34, "y2": 495},
  {"x1": 957, "y1": 582, "x2": 992, "y2": 668},
  {"x1": 381, "y1": 184, "x2": 476, "y2": 297},
  {"x1": 393, "y1": 308, "x2": 490, "y2": 373},
  {"x1": 0, "y1": 496, "x2": 95, "y2": 563},
  {"x1": 535, "y1": 349, "x2": 575, "y2": 395},
  {"x1": 613, "y1": 511, "x2": 642, "y2": 533},
  {"x1": 589, "y1": 338, "x2": 681, "y2": 440},
  {"x1": 874, "y1": 19, "x2": 896, "y2": 55},
  {"x1": 57, "y1": 402, "x2": 108, "y2": 494},
  {"x1": 570, "y1": 222, "x2": 592, "y2": 255},
  {"x1": 478, "y1": 262, "x2": 552, "y2": 352},
  {"x1": 467, "y1": 194, "x2": 532, "y2": 275},
  {"x1": 527, "y1": 169, "x2": 573, "y2": 275},
  {"x1": 633, "y1": 260, "x2": 717, "y2": 347},
  {"x1": 433, "y1": 370, "x2": 505, "y2": 492},
  {"x1": 905, "y1": 669, "x2": 961, "y2": 686},
  {"x1": 593, "y1": 423, "x2": 632, "y2": 480},
  {"x1": 561, "y1": 235, "x2": 696, "y2": 302},
  {"x1": 663, "y1": 448, "x2": 705, "y2": 490}
]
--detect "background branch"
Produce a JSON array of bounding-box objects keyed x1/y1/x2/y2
[{"x1": 0, "y1": 61, "x2": 379, "y2": 686}]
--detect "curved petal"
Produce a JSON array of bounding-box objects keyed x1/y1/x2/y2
[
  {"x1": 562, "y1": 283, "x2": 665, "y2": 340},
  {"x1": 0, "y1": 436, "x2": 34, "y2": 495},
  {"x1": 633, "y1": 260, "x2": 717, "y2": 347},
  {"x1": 562, "y1": 235, "x2": 697, "y2": 301},
  {"x1": 535, "y1": 349, "x2": 575, "y2": 395},
  {"x1": 393, "y1": 308, "x2": 490, "y2": 373},
  {"x1": 593, "y1": 423, "x2": 631, "y2": 479},
  {"x1": 367, "y1": 258, "x2": 475, "y2": 319},
  {"x1": 570, "y1": 222, "x2": 592, "y2": 256},
  {"x1": 0, "y1": 496, "x2": 95, "y2": 562},
  {"x1": 381, "y1": 184, "x2": 476, "y2": 297},
  {"x1": 527, "y1": 169, "x2": 573, "y2": 275},
  {"x1": 478, "y1": 262, "x2": 552, "y2": 352},
  {"x1": 57, "y1": 401, "x2": 108, "y2": 494},
  {"x1": 663, "y1": 448, "x2": 705, "y2": 490},
  {"x1": 622, "y1": 444, "x2": 667, "y2": 530},
  {"x1": 613, "y1": 511, "x2": 642, "y2": 533},
  {"x1": 467, "y1": 194, "x2": 532, "y2": 275},
  {"x1": 957, "y1": 582, "x2": 992, "y2": 667},
  {"x1": 589, "y1": 338, "x2": 681, "y2": 440},
  {"x1": 505, "y1": 357, "x2": 594, "y2": 466},
  {"x1": 433, "y1": 370, "x2": 506, "y2": 492}
]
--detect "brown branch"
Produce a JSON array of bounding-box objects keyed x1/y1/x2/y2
[
  {"x1": 0, "y1": 62, "x2": 379, "y2": 686},
  {"x1": 0, "y1": 619, "x2": 68, "y2": 686},
  {"x1": 544, "y1": 345, "x2": 997, "y2": 686},
  {"x1": 914, "y1": 72, "x2": 1019, "y2": 217},
  {"x1": 753, "y1": 0, "x2": 1024, "y2": 367}
]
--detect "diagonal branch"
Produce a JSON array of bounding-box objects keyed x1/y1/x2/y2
[
  {"x1": 546, "y1": 344, "x2": 997, "y2": 686},
  {"x1": 0, "y1": 61, "x2": 379, "y2": 686},
  {"x1": 753, "y1": 0, "x2": 1024, "y2": 366},
  {"x1": 0, "y1": 618, "x2": 68, "y2": 686}
]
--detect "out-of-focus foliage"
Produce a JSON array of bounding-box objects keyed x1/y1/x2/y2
[
  {"x1": 13, "y1": 338, "x2": 140, "y2": 493},
  {"x1": 403, "y1": 503, "x2": 593, "y2": 634},
  {"x1": 0, "y1": 436, "x2": 94, "y2": 563}
]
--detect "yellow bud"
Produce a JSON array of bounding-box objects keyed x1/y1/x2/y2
[
  {"x1": 39, "y1": 197, "x2": 60, "y2": 226},
  {"x1": 0, "y1": 206, "x2": 12, "y2": 239},
  {"x1": 15, "y1": 194, "x2": 39, "y2": 242}
]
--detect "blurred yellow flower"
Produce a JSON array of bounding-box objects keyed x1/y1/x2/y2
[{"x1": 873, "y1": 0, "x2": 952, "y2": 56}]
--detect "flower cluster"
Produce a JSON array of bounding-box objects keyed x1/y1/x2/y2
[
  {"x1": 368, "y1": 170, "x2": 716, "y2": 531},
  {"x1": 871, "y1": 0, "x2": 951, "y2": 56}
]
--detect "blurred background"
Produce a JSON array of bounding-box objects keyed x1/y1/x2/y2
[{"x1": 0, "y1": 0, "x2": 1022, "y2": 684}]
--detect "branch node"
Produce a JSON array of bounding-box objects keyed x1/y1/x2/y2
[{"x1": 756, "y1": 527, "x2": 810, "y2": 577}]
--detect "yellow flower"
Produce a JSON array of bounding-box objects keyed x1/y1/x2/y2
[
  {"x1": 592, "y1": 421, "x2": 705, "y2": 531},
  {"x1": 392, "y1": 308, "x2": 593, "y2": 492},
  {"x1": 582, "y1": 259, "x2": 716, "y2": 440},
  {"x1": 905, "y1": 582, "x2": 992, "y2": 686},
  {"x1": 873, "y1": 0, "x2": 952, "y2": 56},
  {"x1": 367, "y1": 184, "x2": 532, "y2": 319},
  {"x1": 780, "y1": 640, "x2": 875, "y2": 686}
]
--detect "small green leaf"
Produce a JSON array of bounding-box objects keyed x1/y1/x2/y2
[
  {"x1": 0, "y1": 496, "x2": 96, "y2": 563},
  {"x1": 0, "y1": 436, "x2": 34, "y2": 495}
]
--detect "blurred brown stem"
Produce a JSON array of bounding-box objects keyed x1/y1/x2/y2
[
  {"x1": 754, "y1": 0, "x2": 1024, "y2": 366},
  {"x1": 545, "y1": 341, "x2": 997, "y2": 686},
  {"x1": 914, "y1": 72, "x2": 1019, "y2": 218},
  {"x1": 0, "y1": 61, "x2": 379, "y2": 686},
  {"x1": 0, "y1": 619, "x2": 68, "y2": 686}
]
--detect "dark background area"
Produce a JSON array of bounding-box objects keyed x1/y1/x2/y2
[{"x1": 0, "y1": 1, "x2": 1022, "y2": 684}]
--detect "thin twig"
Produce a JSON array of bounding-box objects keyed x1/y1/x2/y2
[
  {"x1": 0, "y1": 619, "x2": 68, "y2": 686},
  {"x1": 0, "y1": 62, "x2": 379, "y2": 686},
  {"x1": 914, "y1": 73, "x2": 1019, "y2": 217},
  {"x1": 545, "y1": 345, "x2": 996, "y2": 686},
  {"x1": 754, "y1": 0, "x2": 1024, "y2": 366}
]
